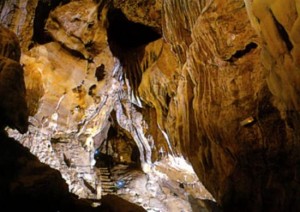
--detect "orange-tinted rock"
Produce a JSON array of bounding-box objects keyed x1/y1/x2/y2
[
  {"x1": 161, "y1": 0, "x2": 300, "y2": 210},
  {"x1": 113, "y1": 0, "x2": 162, "y2": 31},
  {"x1": 45, "y1": 0, "x2": 108, "y2": 59},
  {"x1": 2, "y1": 0, "x2": 300, "y2": 211}
]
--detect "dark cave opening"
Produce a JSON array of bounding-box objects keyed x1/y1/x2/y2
[
  {"x1": 94, "y1": 122, "x2": 141, "y2": 171},
  {"x1": 32, "y1": 0, "x2": 70, "y2": 46},
  {"x1": 106, "y1": 9, "x2": 161, "y2": 56}
]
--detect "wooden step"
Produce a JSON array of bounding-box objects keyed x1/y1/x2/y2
[
  {"x1": 101, "y1": 182, "x2": 115, "y2": 186},
  {"x1": 101, "y1": 185, "x2": 114, "y2": 189},
  {"x1": 102, "y1": 188, "x2": 115, "y2": 192},
  {"x1": 99, "y1": 172, "x2": 110, "y2": 176},
  {"x1": 102, "y1": 192, "x2": 116, "y2": 196},
  {"x1": 101, "y1": 178, "x2": 113, "y2": 182}
]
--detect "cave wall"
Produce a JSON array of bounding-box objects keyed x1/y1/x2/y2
[
  {"x1": 1, "y1": 0, "x2": 300, "y2": 211},
  {"x1": 126, "y1": 0, "x2": 300, "y2": 210},
  {"x1": 157, "y1": 0, "x2": 300, "y2": 210}
]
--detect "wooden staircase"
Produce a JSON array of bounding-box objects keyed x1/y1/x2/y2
[{"x1": 98, "y1": 167, "x2": 116, "y2": 196}]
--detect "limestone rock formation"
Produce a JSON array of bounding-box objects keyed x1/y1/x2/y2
[
  {"x1": 45, "y1": 0, "x2": 107, "y2": 60},
  {"x1": 3, "y1": 0, "x2": 161, "y2": 204},
  {"x1": 1, "y1": 0, "x2": 300, "y2": 211},
  {"x1": 113, "y1": 0, "x2": 162, "y2": 31},
  {"x1": 160, "y1": 0, "x2": 300, "y2": 211}
]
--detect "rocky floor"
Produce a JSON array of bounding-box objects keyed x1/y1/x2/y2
[{"x1": 111, "y1": 156, "x2": 217, "y2": 212}]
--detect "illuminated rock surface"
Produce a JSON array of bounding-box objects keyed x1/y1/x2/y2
[{"x1": 1, "y1": 0, "x2": 300, "y2": 211}]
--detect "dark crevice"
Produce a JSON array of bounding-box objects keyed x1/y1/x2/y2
[
  {"x1": 107, "y1": 9, "x2": 161, "y2": 55},
  {"x1": 166, "y1": 93, "x2": 171, "y2": 107},
  {"x1": 226, "y1": 42, "x2": 258, "y2": 62},
  {"x1": 270, "y1": 11, "x2": 293, "y2": 52},
  {"x1": 32, "y1": 0, "x2": 70, "y2": 46},
  {"x1": 95, "y1": 64, "x2": 105, "y2": 81}
]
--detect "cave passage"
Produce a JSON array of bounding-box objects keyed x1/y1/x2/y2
[{"x1": 94, "y1": 124, "x2": 141, "y2": 170}]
